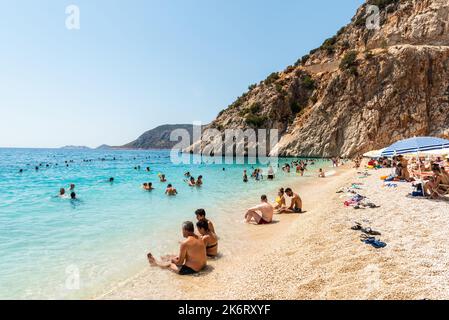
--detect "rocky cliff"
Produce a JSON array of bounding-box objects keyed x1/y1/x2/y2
[{"x1": 187, "y1": 0, "x2": 449, "y2": 157}]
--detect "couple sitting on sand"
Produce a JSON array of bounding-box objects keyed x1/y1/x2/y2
[
  {"x1": 147, "y1": 209, "x2": 218, "y2": 275},
  {"x1": 244, "y1": 188, "x2": 303, "y2": 225},
  {"x1": 274, "y1": 188, "x2": 303, "y2": 214}
]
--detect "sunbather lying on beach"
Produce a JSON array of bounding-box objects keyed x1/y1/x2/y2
[
  {"x1": 195, "y1": 209, "x2": 216, "y2": 235},
  {"x1": 245, "y1": 195, "x2": 274, "y2": 225},
  {"x1": 276, "y1": 188, "x2": 302, "y2": 214},
  {"x1": 147, "y1": 221, "x2": 207, "y2": 275},
  {"x1": 197, "y1": 220, "x2": 218, "y2": 258}
]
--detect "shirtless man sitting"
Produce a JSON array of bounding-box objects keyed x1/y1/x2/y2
[
  {"x1": 245, "y1": 195, "x2": 274, "y2": 225},
  {"x1": 147, "y1": 221, "x2": 207, "y2": 275},
  {"x1": 277, "y1": 188, "x2": 302, "y2": 214}
]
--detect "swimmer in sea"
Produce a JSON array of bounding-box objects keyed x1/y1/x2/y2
[
  {"x1": 243, "y1": 170, "x2": 248, "y2": 183},
  {"x1": 109, "y1": 177, "x2": 114, "y2": 183},
  {"x1": 165, "y1": 184, "x2": 178, "y2": 196},
  {"x1": 142, "y1": 182, "x2": 154, "y2": 191},
  {"x1": 159, "y1": 174, "x2": 167, "y2": 183},
  {"x1": 69, "y1": 184, "x2": 75, "y2": 192},
  {"x1": 196, "y1": 176, "x2": 203, "y2": 187},
  {"x1": 187, "y1": 177, "x2": 196, "y2": 186},
  {"x1": 59, "y1": 188, "x2": 66, "y2": 197}
]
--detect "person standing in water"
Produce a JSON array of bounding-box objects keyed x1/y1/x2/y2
[
  {"x1": 243, "y1": 170, "x2": 248, "y2": 183},
  {"x1": 196, "y1": 176, "x2": 203, "y2": 187},
  {"x1": 165, "y1": 184, "x2": 178, "y2": 196}
]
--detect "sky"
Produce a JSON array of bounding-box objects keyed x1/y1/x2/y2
[{"x1": 0, "y1": 0, "x2": 364, "y2": 148}]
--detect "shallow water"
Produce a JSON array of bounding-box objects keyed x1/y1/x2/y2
[{"x1": 0, "y1": 148, "x2": 330, "y2": 299}]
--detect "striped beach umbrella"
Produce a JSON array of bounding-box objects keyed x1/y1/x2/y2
[{"x1": 381, "y1": 137, "x2": 449, "y2": 157}]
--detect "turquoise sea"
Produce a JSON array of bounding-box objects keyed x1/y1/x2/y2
[{"x1": 0, "y1": 148, "x2": 330, "y2": 299}]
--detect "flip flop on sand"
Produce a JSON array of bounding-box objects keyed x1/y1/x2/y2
[
  {"x1": 361, "y1": 227, "x2": 381, "y2": 236},
  {"x1": 363, "y1": 238, "x2": 387, "y2": 249}
]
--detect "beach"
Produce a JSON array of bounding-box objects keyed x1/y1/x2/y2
[{"x1": 101, "y1": 163, "x2": 449, "y2": 300}]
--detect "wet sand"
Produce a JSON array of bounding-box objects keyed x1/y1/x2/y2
[{"x1": 100, "y1": 164, "x2": 449, "y2": 300}]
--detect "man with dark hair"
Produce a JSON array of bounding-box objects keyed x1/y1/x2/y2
[
  {"x1": 195, "y1": 209, "x2": 216, "y2": 234},
  {"x1": 281, "y1": 188, "x2": 302, "y2": 214},
  {"x1": 245, "y1": 195, "x2": 274, "y2": 225},
  {"x1": 147, "y1": 221, "x2": 207, "y2": 275}
]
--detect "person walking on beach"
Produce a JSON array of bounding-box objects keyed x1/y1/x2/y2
[
  {"x1": 244, "y1": 195, "x2": 274, "y2": 225},
  {"x1": 195, "y1": 209, "x2": 216, "y2": 235},
  {"x1": 147, "y1": 221, "x2": 207, "y2": 275},
  {"x1": 165, "y1": 184, "x2": 178, "y2": 196}
]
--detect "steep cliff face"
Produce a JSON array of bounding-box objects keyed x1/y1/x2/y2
[{"x1": 188, "y1": 0, "x2": 449, "y2": 157}]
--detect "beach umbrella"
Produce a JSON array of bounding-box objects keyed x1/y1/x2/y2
[
  {"x1": 420, "y1": 148, "x2": 449, "y2": 156},
  {"x1": 363, "y1": 148, "x2": 386, "y2": 158},
  {"x1": 381, "y1": 137, "x2": 449, "y2": 157}
]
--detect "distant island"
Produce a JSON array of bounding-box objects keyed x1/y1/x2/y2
[
  {"x1": 60, "y1": 145, "x2": 91, "y2": 150},
  {"x1": 119, "y1": 124, "x2": 202, "y2": 150}
]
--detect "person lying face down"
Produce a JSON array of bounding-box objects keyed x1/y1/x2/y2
[
  {"x1": 245, "y1": 195, "x2": 274, "y2": 225},
  {"x1": 147, "y1": 221, "x2": 207, "y2": 275}
]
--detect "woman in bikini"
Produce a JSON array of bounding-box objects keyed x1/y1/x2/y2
[{"x1": 196, "y1": 220, "x2": 218, "y2": 258}]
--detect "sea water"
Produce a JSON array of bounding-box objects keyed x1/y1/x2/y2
[{"x1": 0, "y1": 148, "x2": 330, "y2": 299}]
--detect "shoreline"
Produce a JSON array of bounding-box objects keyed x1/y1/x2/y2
[
  {"x1": 100, "y1": 163, "x2": 449, "y2": 300},
  {"x1": 99, "y1": 163, "x2": 354, "y2": 300}
]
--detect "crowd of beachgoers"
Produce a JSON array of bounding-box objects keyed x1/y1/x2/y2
[{"x1": 356, "y1": 154, "x2": 449, "y2": 199}]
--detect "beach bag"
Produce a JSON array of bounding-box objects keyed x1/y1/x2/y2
[
  {"x1": 411, "y1": 183, "x2": 424, "y2": 197},
  {"x1": 384, "y1": 176, "x2": 394, "y2": 182}
]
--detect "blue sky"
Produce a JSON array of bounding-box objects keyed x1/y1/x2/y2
[{"x1": 0, "y1": 0, "x2": 364, "y2": 148}]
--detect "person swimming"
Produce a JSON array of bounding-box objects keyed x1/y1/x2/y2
[
  {"x1": 187, "y1": 177, "x2": 196, "y2": 186},
  {"x1": 59, "y1": 188, "x2": 66, "y2": 197},
  {"x1": 69, "y1": 184, "x2": 75, "y2": 191},
  {"x1": 196, "y1": 175, "x2": 203, "y2": 186},
  {"x1": 109, "y1": 177, "x2": 114, "y2": 183},
  {"x1": 184, "y1": 172, "x2": 191, "y2": 178},
  {"x1": 243, "y1": 170, "x2": 248, "y2": 183},
  {"x1": 142, "y1": 182, "x2": 154, "y2": 191},
  {"x1": 159, "y1": 174, "x2": 167, "y2": 182},
  {"x1": 197, "y1": 220, "x2": 218, "y2": 258},
  {"x1": 70, "y1": 192, "x2": 77, "y2": 200},
  {"x1": 165, "y1": 184, "x2": 178, "y2": 196}
]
